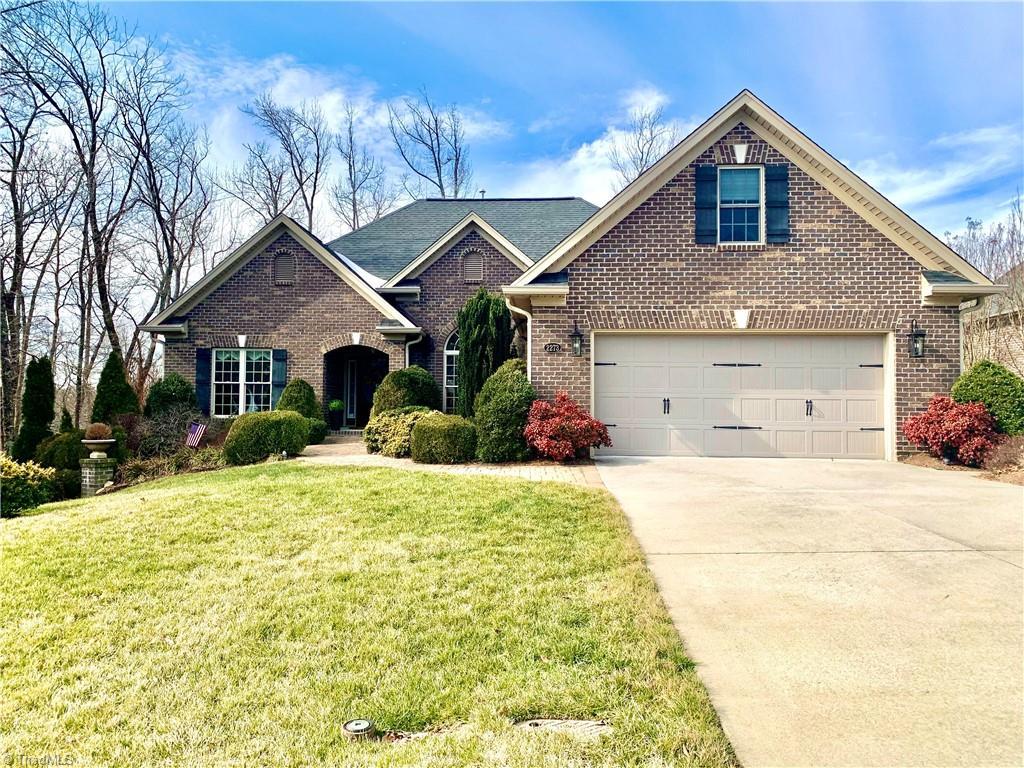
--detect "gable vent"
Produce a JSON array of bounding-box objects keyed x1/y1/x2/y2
[
  {"x1": 463, "y1": 250, "x2": 483, "y2": 283},
  {"x1": 273, "y1": 251, "x2": 295, "y2": 285}
]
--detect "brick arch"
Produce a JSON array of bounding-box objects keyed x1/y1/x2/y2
[{"x1": 318, "y1": 332, "x2": 390, "y2": 355}]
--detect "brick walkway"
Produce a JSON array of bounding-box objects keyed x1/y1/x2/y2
[{"x1": 299, "y1": 440, "x2": 604, "y2": 487}]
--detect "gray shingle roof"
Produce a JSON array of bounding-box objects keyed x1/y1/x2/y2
[
  {"x1": 326, "y1": 198, "x2": 598, "y2": 280},
  {"x1": 922, "y1": 269, "x2": 974, "y2": 285}
]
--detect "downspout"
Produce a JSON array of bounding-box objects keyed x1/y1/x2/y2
[
  {"x1": 505, "y1": 296, "x2": 533, "y2": 379},
  {"x1": 404, "y1": 331, "x2": 425, "y2": 368}
]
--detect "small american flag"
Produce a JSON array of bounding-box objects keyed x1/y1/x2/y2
[{"x1": 186, "y1": 421, "x2": 207, "y2": 449}]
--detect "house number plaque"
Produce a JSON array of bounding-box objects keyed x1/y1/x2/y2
[{"x1": 543, "y1": 342, "x2": 562, "y2": 353}]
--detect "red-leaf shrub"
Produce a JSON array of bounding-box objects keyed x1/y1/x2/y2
[
  {"x1": 524, "y1": 391, "x2": 612, "y2": 461},
  {"x1": 902, "y1": 395, "x2": 999, "y2": 467}
]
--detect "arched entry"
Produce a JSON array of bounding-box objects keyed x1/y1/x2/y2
[{"x1": 324, "y1": 345, "x2": 389, "y2": 429}]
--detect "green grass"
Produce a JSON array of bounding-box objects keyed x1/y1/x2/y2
[{"x1": 1, "y1": 463, "x2": 735, "y2": 767}]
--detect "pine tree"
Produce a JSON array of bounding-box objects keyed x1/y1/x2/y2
[
  {"x1": 11, "y1": 356, "x2": 56, "y2": 461},
  {"x1": 91, "y1": 352, "x2": 140, "y2": 423},
  {"x1": 59, "y1": 408, "x2": 74, "y2": 432},
  {"x1": 455, "y1": 288, "x2": 513, "y2": 417}
]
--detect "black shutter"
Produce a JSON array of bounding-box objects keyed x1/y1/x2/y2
[
  {"x1": 694, "y1": 165, "x2": 718, "y2": 244},
  {"x1": 765, "y1": 164, "x2": 790, "y2": 243},
  {"x1": 195, "y1": 348, "x2": 211, "y2": 417},
  {"x1": 271, "y1": 349, "x2": 287, "y2": 408}
]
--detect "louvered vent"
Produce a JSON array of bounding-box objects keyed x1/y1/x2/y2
[
  {"x1": 462, "y1": 251, "x2": 483, "y2": 283},
  {"x1": 273, "y1": 251, "x2": 295, "y2": 285}
]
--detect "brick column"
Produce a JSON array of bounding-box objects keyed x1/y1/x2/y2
[{"x1": 80, "y1": 458, "x2": 117, "y2": 497}]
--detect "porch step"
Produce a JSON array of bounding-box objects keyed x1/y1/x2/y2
[{"x1": 327, "y1": 429, "x2": 364, "y2": 444}]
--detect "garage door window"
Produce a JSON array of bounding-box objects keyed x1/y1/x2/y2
[{"x1": 719, "y1": 167, "x2": 763, "y2": 244}]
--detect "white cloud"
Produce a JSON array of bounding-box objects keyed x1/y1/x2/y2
[
  {"x1": 852, "y1": 122, "x2": 1022, "y2": 231},
  {"x1": 497, "y1": 83, "x2": 696, "y2": 204}
]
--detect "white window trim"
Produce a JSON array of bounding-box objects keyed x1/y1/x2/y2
[
  {"x1": 443, "y1": 331, "x2": 459, "y2": 413},
  {"x1": 717, "y1": 165, "x2": 765, "y2": 246},
  {"x1": 212, "y1": 347, "x2": 273, "y2": 418}
]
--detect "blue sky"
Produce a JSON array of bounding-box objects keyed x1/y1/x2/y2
[{"x1": 110, "y1": 1, "x2": 1023, "y2": 237}]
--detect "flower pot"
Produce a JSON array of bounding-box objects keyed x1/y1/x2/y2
[
  {"x1": 328, "y1": 411, "x2": 344, "y2": 430},
  {"x1": 81, "y1": 438, "x2": 116, "y2": 458}
]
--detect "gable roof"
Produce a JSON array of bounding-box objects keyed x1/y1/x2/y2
[
  {"x1": 384, "y1": 212, "x2": 536, "y2": 287},
  {"x1": 143, "y1": 214, "x2": 416, "y2": 333},
  {"x1": 514, "y1": 90, "x2": 993, "y2": 288},
  {"x1": 328, "y1": 197, "x2": 598, "y2": 281}
]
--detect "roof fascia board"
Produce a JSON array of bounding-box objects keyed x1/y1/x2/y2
[
  {"x1": 502, "y1": 284, "x2": 569, "y2": 296},
  {"x1": 513, "y1": 92, "x2": 754, "y2": 286},
  {"x1": 514, "y1": 89, "x2": 993, "y2": 287},
  {"x1": 739, "y1": 105, "x2": 992, "y2": 285},
  {"x1": 384, "y1": 213, "x2": 534, "y2": 287},
  {"x1": 151, "y1": 214, "x2": 415, "y2": 329}
]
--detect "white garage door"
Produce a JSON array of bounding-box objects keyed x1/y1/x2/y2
[{"x1": 593, "y1": 334, "x2": 886, "y2": 459}]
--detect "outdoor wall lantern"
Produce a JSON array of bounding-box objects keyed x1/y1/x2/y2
[
  {"x1": 569, "y1": 320, "x2": 584, "y2": 357},
  {"x1": 907, "y1": 320, "x2": 926, "y2": 358}
]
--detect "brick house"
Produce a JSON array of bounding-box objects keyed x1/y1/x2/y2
[{"x1": 145, "y1": 90, "x2": 1001, "y2": 459}]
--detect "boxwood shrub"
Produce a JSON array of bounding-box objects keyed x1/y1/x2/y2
[
  {"x1": 363, "y1": 406, "x2": 432, "y2": 457},
  {"x1": 144, "y1": 373, "x2": 197, "y2": 416},
  {"x1": 1, "y1": 454, "x2": 55, "y2": 517},
  {"x1": 410, "y1": 412, "x2": 477, "y2": 464},
  {"x1": 306, "y1": 418, "x2": 329, "y2": 445},
  {"x1": 276, "y1": 378, "x2": 322, "y2": 419},
  {"x1": 371, "y1": 366, "x2": 441, "y2": 417},
  {"x1": 951, "y1": 360, "x2": 1024, "y2": 435},
  {"x1": 34, "y1": 430, "x2": 87, "y2": 500},
  {"x1": 474, "y1": 359, "x2": 536, "y2": 462},
  {"x1": 223, "y1": 410, "x2": 310, "y2": 465}
]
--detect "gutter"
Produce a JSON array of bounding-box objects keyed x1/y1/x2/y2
[{"x1": 504, "y1": 295, "x2": 533, "y2": 379}]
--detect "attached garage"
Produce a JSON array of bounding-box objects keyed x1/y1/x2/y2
[{"x1": 593, "y1": 333, "x2": 890, "y2": 459}]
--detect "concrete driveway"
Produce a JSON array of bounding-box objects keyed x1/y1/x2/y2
[{"x1": 596, "y1": 457, "x2": 1023, "y2": 767}]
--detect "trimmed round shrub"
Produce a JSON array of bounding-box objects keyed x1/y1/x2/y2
[
  {"x1": 474, "y1": 359, "x2": 536, "y2": 462},
  {"x1": 35, "y1": 430, "x2": 86, "y2": 470},
  {"x1": 903, "y1": 395, "x2": 999, "y2": 467},
  {"x1": 223, "y1": 410, "x2": 310, "y2": 465},
  {"x1": 951, "y1": 360, "x2": 1024, "y2": 436},
  {"x1": 276, "y1": 378, "x2": 322, "y2": 419},
  {"x1": 1, "y1": 454, "x2": 55, "y2": 517},
  {"x1": 91, "y1": 352, "x2": 140, "y2": 423},
  {"x1": 144, "y1": 374, "x2": 196, "y2": 417},
  {"x1": 525, "y1": 391, "x2": 612, "y2": 461},
  {"x1": 371, "y1": 366, "x2": 441, "y2": 417},
  {"x1": 306, "y1": 418, "x2": 329, "y2": 445},
  {"x1": 410, "y1": 412, "x2": 477, "y2": 464},
  {"x1": 364, "y1": 406, "x2": 431, "y2": 457}
]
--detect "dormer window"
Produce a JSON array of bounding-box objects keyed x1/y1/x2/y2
[{"x1": 718, "y1": 167, "x2": 763, "y2": 244}]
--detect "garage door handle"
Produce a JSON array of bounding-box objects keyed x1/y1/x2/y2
[
  {"x1": 858, "y1": 364, "x2": 883, "y2": 368},
  {"x1": 859, "y1": 427, "x2": 884, "y2": 432},
  {"x1": 594, "y1": 362, "x2": 617, "y2": 366},
  {"x1": 713, "y1": 425, "x2": 762, "y2": 430},
  {"x1": 713, "y1": 362, "x2": 762, "y2": 367}
]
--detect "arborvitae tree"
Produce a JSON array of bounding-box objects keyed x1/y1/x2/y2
[
  {"x1": 455, "y1": 288, "x2": 513, "y2": 418},
  {"x1": 91, "y1": 352, "x2": 140, "y2": 423},
  {"x1": 59, "y1": 408, "x2": 74, "y2": 432},
  {"x1": 11, "y1": 356, "x2": 56, "y2": 461}
]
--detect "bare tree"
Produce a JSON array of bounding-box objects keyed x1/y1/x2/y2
[
  {"x1": 950, "y1": 195, "x2": 1024, "y2": 377},
  {"x1": 388, "y1": 89, "x2": 472, "y2": 198},
  {"x1": 609, "y1": 105, "x2": 680, "y2": 190},
  {"x1": 2, "y1": 0, "x2": 141, "y2": 366},
  {"x1": 330, "y1": 103, "x2": 399, "y2": 231},
  {"x1": 242, "y1": 94, "x2": 330, "y2": 230},
  {"x1": 117, "y1": 41, "x2": 214, "y2": 389},
  {"x1": 219, "y1": 142, "x2": 298, "y2": 226}
]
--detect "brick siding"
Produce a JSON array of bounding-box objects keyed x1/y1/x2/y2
[
  {"x1": 163, "y1": 231, "x2": 406, "y2": 412},
  {"x1": 528, "y1": 123, "x2": 962, "y2": 454},
  {"x1": 394, "y1": 229, "x2": 525, "y2": 383}
]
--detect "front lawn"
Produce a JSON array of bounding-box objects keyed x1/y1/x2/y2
[{"x1": 1, "y1": 463, "x2": 735, "y2": 766}]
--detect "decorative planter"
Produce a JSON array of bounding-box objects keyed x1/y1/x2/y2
[
  {"x1": 328, "y1": 411, "x2": 344, "y2": 430},
  {"x1": 81, "y1": 438, "x2": 116, "y2": 459}
]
